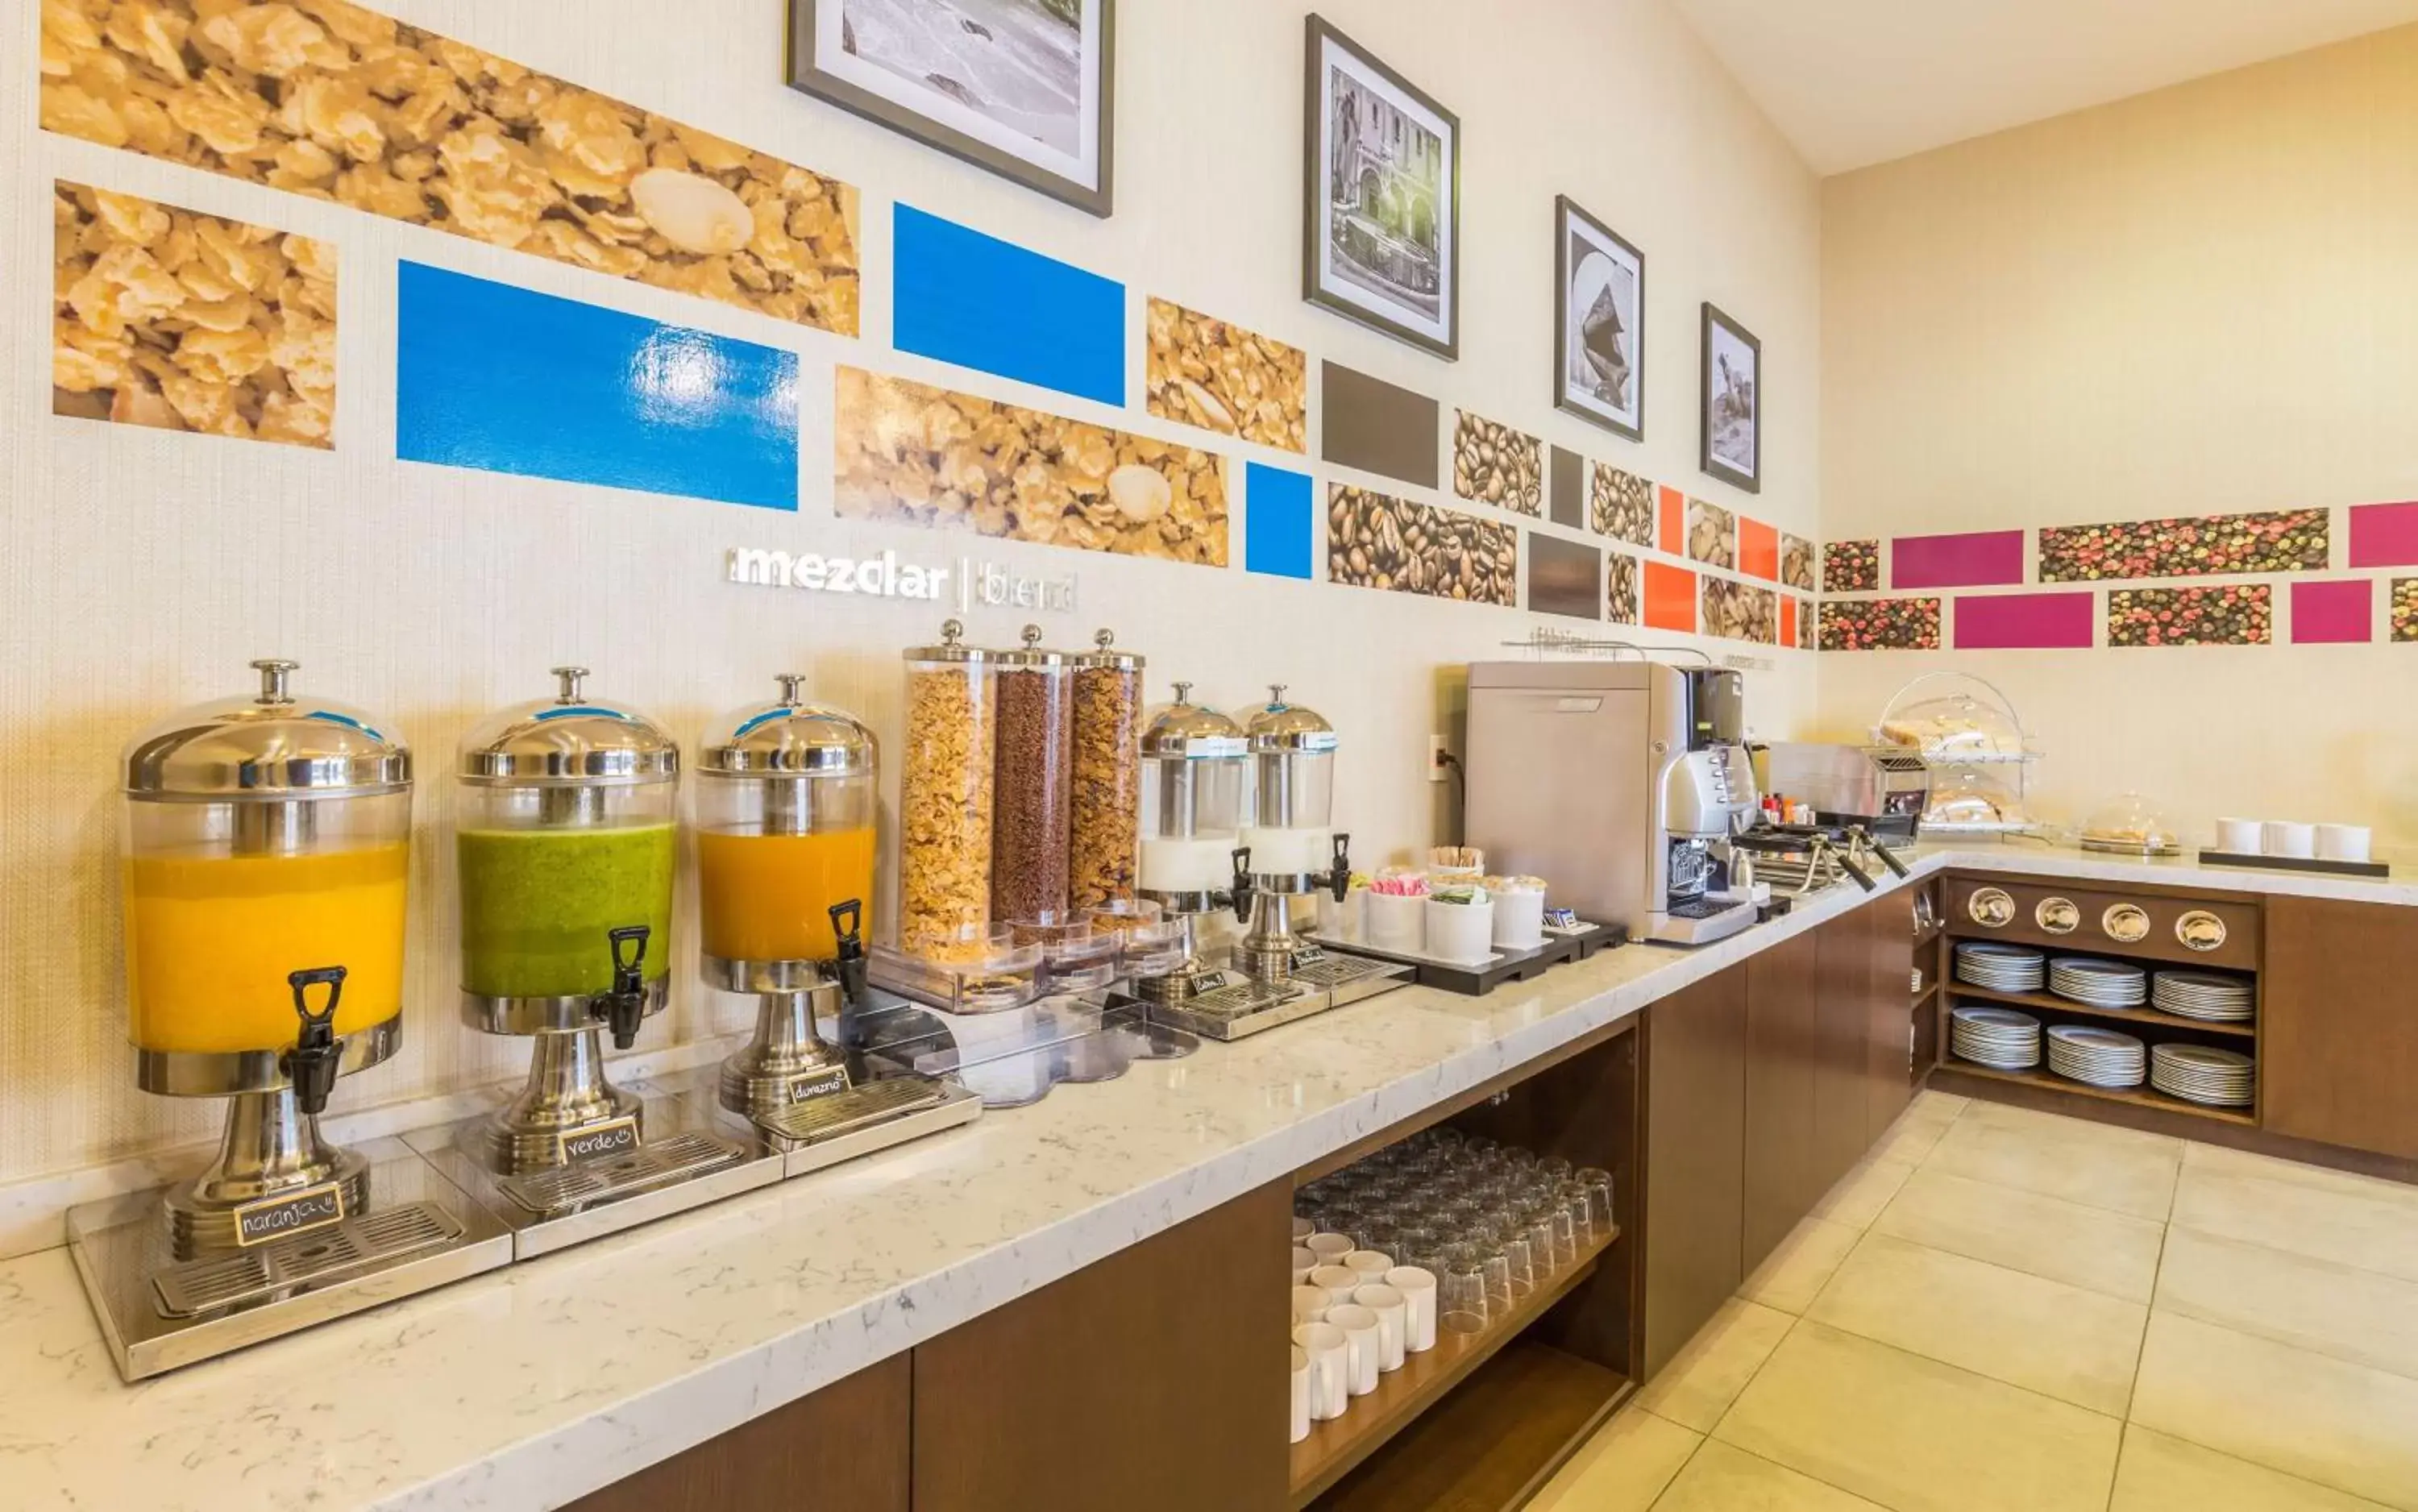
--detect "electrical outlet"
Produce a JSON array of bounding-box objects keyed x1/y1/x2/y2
[{"x1": 1427, "y1": 735, "x2": 1450, "y2": 783}]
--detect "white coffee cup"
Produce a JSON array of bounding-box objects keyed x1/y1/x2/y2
[
  {"x1": 1343, "y1": 1249, "x2": 1393, "y2": 1282},
  {"x1": 2264, "y1": 821, "x2": 2317, "y2": 859},
  {"x1": 1326, "y1": 1303, "x2": 1381, "y2": 1396},
  {"x1": 1306, "y1": 1232, "x2": 1356, "y2": 1264},
  {"x1": 1291, "y1": 1215, "x2": 1315, "y2": 1243},
  {"x1": 1291, "y1": 1247, "x2": 1318, "y2": 1286},
  {"x1": 2317, "y1": 824, "x2": 2373, "y2": 863},
  {"x1": 1387, "y1": 1266, "x2": 1439, "y2": 1353},
  {"x1": 1354, "y1": 1283, "x2": 1408, "y2": 1371},
  {"x1": 1294, "y1": 1323, "x2": 1348, "y2": 1421},
  {"x1": 2215, "y1": 817, "x2": 2262, "y2": 854},
  {"x1": 1290, "y1": 1345, "x2": 1311, "y2": 1443},
  {"x1": 1291, "y1": 1284, "x2": 1331, "y2": 1327},
  {"x1": 1311, "y1": 1265, "x2": 1363, "y2": 1306}
]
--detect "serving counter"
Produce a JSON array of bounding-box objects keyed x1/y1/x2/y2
[{"x1": 3, "y1": 843, "x2": 2414, "y2": 1510}]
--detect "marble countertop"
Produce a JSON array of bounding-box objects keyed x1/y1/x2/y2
[{"x1": 0, "y1": 843, "x2": 2403, "y2": 1510}]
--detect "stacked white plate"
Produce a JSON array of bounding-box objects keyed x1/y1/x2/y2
[
  {"x1": 2046, "y1": 1024, "x2": 2147, "y2": 1088},
  {"x1": 2048, "y1": 957, "x2": 2148, "y2": 1009},
  {"x1": 2150, "y1": 1043, "x2": 2254, "y2": 1107},
  {"x1": 2152, "y1": 971, "x2": 2255, "y2": 1023},
  {"x1": 1951, "y1": 1006, "x2": 2042, "y2": 1070},
  {"x1": 1955, "y1": 942, "x2": 2046, "y2": 993}
]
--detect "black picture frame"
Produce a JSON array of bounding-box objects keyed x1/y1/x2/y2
[
  {"x1": 1302, "y1": 15, "x2": 1461, "y2": 360},
  {"x1": 787, "y1": 0, "x2": 1116, "y2": 218},
  {"x1": 1553, "y1": 195, "x2": 1644, "y2": 442},
  {"x1": 1701, "y1": 301, "x2": 1761, "y2": 495}
]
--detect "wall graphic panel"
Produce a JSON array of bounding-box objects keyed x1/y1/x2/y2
[
  {"x1": 53, "y1": 180, "x2": 336, "y2": 448},
  {"x1": 1607, "y1": 553, "x2": 1639, "y2": 623},
  {"x1": 1643, "y1": 559, "x2": 1695, "y2": 633},
  {"x1": 1793, "y1": 596, "x2": 1814, "y2": 650},
  {"x1": 2106, "y1": 585, "x2": 2272, "y2": 646},
  {"x1": 1527, "y1": 534, "x2": 1602, "y2": 620},
  {"x1": 1145, "y1": 298, "x2": 1307, "y2": 452},
  {"x1": 2348, "y1": 501, "x2": 2418, "y2": 568},
  {"x1": 2291, "y1": 579, "x2": 2372, "y2": 645},
  {"x1": 1780, "y1": 531, "x2": 1815, "y2": 592},
  {"x1": 1548, "y1": 446, "x2": 1586, "y2": 529},
  {"x1": 1590, "y1": 464, "x2": 1653, "y2": 546},
  {"x1": 1321, "y1": 361, "x2": 1439, "y2": 488},
  {"x1": 1823, "y1": 539, "x2": 1879, "y2": 592},
  {"x1": 835, "y1": 368, "x2": 1227, "y2": 563},
  {"x1": 1327, "y1": 484, "x2": 1516, "y2": 604},
  {"x1": 1657, "y1": 484, "x2": 1684, "y2": 554},
  {"x1": 1685, "y1": 496, "x2": 1735, "y2": 567},
  {"x1": 397, "y1": 262, "x2": 798, "y2": 509},
  {"x1": 1893, "y1": 529, "x2": 2025, "y2": 589},
  {"x1": 1452, "y1": 409, "x2": 1543, "y2": 516},
  {"x1": 1738, "y1": 517, "x2": 1778, "y2": 581},
  {"x1": 2395, "y1": 579, "x2": 2418, "y2": 643},
  {"x1": 895, "y1": 206, "x2": 1124, "y2": 405},
  {"x1": 1953, "y1": 591, "x2": 2094, "y2": 650},
  {"x1": 1701, "y1": 576, "x2": 1776, "y2": 642},
  {"x1": 39, "y1": 0, "x2": 863, "y2": 334},
  {"x1": 1244, "y1": 463, "x2": 1313, "y2": 580},
  {"x1": 2038, "y1": 509, "x2": 2327, "y2": 582},
  {"x1": 1819, "y1": 596, "x2": 1941, "y2": 651}
]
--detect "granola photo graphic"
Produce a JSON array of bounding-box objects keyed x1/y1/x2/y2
[
  {"x1": 1824, "y1": 539, "x2": 1880, "y2": 593},
  {"x1": 39, "y1": 0, "x2": 862, "y2": 334},
  {"x1": 1606, "y1": 553, "x2": 1639, "y2": 623},
  {"x1": 1701, "y1": 576, "x2": 1776, "y2": 643},
  {"x1": 1686, "y1": 496, "x2": 1735, "y2": 568},
  {"x1": 1328, "y1": 484, "x2": 1518, "y2": 606},
  {"x1": 1818, "y1": 596, "x2": 1941, "y2": 651},
  {"x1": 1780, "y1": 532, "x2": 1815, "y2": 592},
  {"x1": 1144, "y1": 298, "x2": 1306, "y2": 453},
  {"x1": 835, "y1": 368, "x2": 1228, "y2": 566},
  {"x1": 1590, "y1": 464, "x2": 1653, "y2": 548},
  {"x1": 2107, "y1": 585, "x2": 2272, "y2": 647},
  {"x1": 1452, "y1": 410, "x2": 1543, "y2": 517},
  {"x1": 52, "y1": 180, "x2": 335, "y2": 448},
  {"x1": 2038, "y1": 509, "x2": 2329, "y2": 583}
]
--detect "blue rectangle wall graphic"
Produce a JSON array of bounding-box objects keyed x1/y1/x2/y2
[
  {"x1": 396, "y1": 261, "x2": 800, "y2": 512},
  {"x1": 892, "y1": 205, "x2": 1125, "y2": 407}
]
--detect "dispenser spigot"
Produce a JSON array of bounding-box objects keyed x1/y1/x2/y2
[
  {"x1": 1327, "y1": 833, "x2": 1353, "y2": 903},
  {"x1": 829, "y1": 899, "x2": 868, "y2": 1010},
  {"x1": 596, "y1": 925, "x2": 652, "y2": 1049},
  {"x1": 1231, "y1": 845, "x2": 1257, "y2": 924},
  {"x1": 281, "y1": 966, "x2": 347, "y2": 1115}
]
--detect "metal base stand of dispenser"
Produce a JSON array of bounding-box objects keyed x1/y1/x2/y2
[{"x1": 1140, "y1": 868, "x2": 1408, "y2": 1042}]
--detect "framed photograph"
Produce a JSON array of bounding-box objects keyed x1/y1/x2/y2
[
  {"x1": 1303, "y1": 16, "x2": 1460, "y2": 359},
  {"x1": 1554, "y1": 197, "x2": 1643, "y2": 440},
  {"x1": 1701, "y1": 302, "x2": 1760, "y2": 493},
  {"x1": 788, "y1": 0, "x2": 1114, "y2": 217}
]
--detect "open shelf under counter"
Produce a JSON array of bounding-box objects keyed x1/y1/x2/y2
[
  {"x1": 1943, "y1": 980, "x2": 2257, "y2": 1040},
  {"x1": 1934, "y1": 1058, "x2": 2256, "y2": 1127},
  {"x1": 1294, "y1": 1227, "x2": 1618, "y2": 1508}
]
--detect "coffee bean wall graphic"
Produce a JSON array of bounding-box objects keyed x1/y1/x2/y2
[{"x1": 1327, "y1": 484, "x2": 1519, "y2": 606}]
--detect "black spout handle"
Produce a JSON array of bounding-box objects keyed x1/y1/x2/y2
[
  {"x1": 1328, "y1": 833, "x2": 1353, "y2": 903},
  {"x1": 1852, "y1": 826, "x2": 1911, "y2": 878},
  {"x1": 596, "y1": 925, "x2": 652, "y2": 1049},
  {"x1": 1834, "y1": 846, "x2": 1877, "y2": 893},
  {"x1": 1231, "y1": 846, "x2": 1257, "y2": 924},
  {"x1": 829, "y1": 899, "x2": 868, "y2": 1010},
  {"x1": 282, "y1": 966, "x2": 347, "y2": 1115}
]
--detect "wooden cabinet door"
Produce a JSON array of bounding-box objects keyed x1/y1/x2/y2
[
  {"x1": 565, "y1": 1353, "x2": 909, "y2": 1512},
  {"x1": 1812, "y1": 905, "x2": 1876, "y2": 1194},
  {"x1": 1866, "y1": 887, "x2": 1917, "y2": 1144},
  {"x1": 912, "y1": 1181, "x2": 1291, "y2": 1512},
  {"x1": 1743, "y1": 928, "x2": 1820, "y2": 1276},
  {"x1": 1641, "y1": 965, "x2": 1748, "y2": 1379},
  {"x1": 2263, "y1": 897, "x2": 2418, "y2": 1158}
]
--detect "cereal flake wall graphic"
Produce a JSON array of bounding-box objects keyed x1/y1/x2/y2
[
  {"x1": 1606, "y1": 553, "x2": 1639, "y2": 623},
  {"x1": 1701, "y1": 576, "x2": 1776, "y2": 643},
  {"x1": 1823, "y1": 539, "x2": 1880, "y2": 592},
  {"x1": 1452, "y1": 410, "x2": 1543, "y2": 516},
  {"x1": 39, "y1": 0, "x2": 862, "y2": 334},
  {"x1": 1685, "y1": 497, "x2": 1736, "y2": 568},
  {"x1": 1328, "y1": 485, "x2": 1519, "y2": 605},
  {"x1": 2106, "y1": 585, "x2": 2273, "y2": 647},
  {"x1": 834, "y1": 368, "x2": 1229, "y2": 565},
  {"x1": 1590, "y1": 464, "x2": 1654, "y2": 547},
  {"x1": 52, "y1": 181, "x2": 335, "y2": 448},
  {"x1": 1818, "y1": 596, "x2": 1941, "y2": 651},
  {"x1": 1144, "y1": 298, "x2": 1307, "y2": 452},
  {"x1": 2038, "y1": 509, "x2": 2328, "y2": 582}
]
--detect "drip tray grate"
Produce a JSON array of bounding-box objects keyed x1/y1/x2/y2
[
  {"x1": 496, "y1": 1132, "x2": 746, "y2": 1217},
  {"x1": 1179, "y1": 981, "x2": 1302, "y2": 1020},
  {"x1": 757, "y1": 1079, "x2": 947, "y2": 1144},
  {"x1": 152, "y1": 1203, "x2": 463, "y2": 1318},
  {"x1": 1290, "y1": 955, "x2": 1400, "y2": 991}
]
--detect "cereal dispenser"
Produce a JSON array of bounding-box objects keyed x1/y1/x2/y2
[
  {"x1": 69, "y1": 659, "x2": 509, "y2": 1382},
  {"x1": 1069, "y1": 629, "x2": 1145, "y2": 909},
  {"x1": 897, "y1": 621, "x2": 997, "y2": 945},
  {"x1": 1232, "y1": 687, "x2": 1353, "y2": 981},
  {"x1": 990, "y1": 626, "x2": 1075, "y2": 927}
]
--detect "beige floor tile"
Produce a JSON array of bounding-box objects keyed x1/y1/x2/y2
[
  {"x1": 1714, "y1": 1321, "x2": 2122, "y2": 1512},
  {"x1": 1869, "y1": 1090, "x2": 1966, "y2": 1164},
  {"x1": 1810, "y1": 1157, "x2": 1918, "y2": 1230},
  {"x1": 1654, "y1": 1440, "x2": 1890, "y2": 1511},
  {"x1": 1740, "y1": 1217, "x2": 1863, "y2": 1315},
  {"x1": 2111, "y1": 1425, "x2": 2394, "y2": 1512},
  {"x1": 2173, "y1": 1149, "x2": 2418, "y2": 1287},
  {"x1": 1634, "y1": 1298, "x2": 1797, "y2": 1432},
  {"x1": 2131, "y1": 1313, "x2": 2418, "y2": 1511},
  {"x1": 2157, "y1": 1227, "x2": 2418, "y2": 1382},
  {"x1": 1923, "y1": 1102, "x2": 2180, "y2": 1219},
  {"x1": 1874, "y1": 1167, "x2": 2166, "y2": 1303},
  {"x1": 1527, "y1": 1406, "x2": 1701, "y2": 1512},
  {"x1": 1805, "y1": 1232, "x2": 2146, "y2": 1414}
]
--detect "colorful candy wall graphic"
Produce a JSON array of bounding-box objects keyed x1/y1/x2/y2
[
  {"x1": 1824, "y1": 539, "x2": 1880, "y2": 592},
  {"x1": 1819, "y1": 596, "x2": 1942, "y2": 651},
  {"x1": 2106, "y1": 585, "x2": 2272, "y2": 646},
  {"x1": 2038, "y1": 509, "x2": 2327, "y2": 582},
  {"x1": 2391, "y1": 579, "x2": 2418, "y2": 643}
]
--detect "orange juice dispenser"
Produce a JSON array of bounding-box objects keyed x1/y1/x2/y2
[{"x1": 70, "y1": 658, "x2": 509, "y2": 1382}]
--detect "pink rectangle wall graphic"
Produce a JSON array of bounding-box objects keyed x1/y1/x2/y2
[
  {"x1": 1953, "y1": 592, "x2": 2095, "y2": 650},
  {"x1": 1892, "y1": 530, "x2": 2026, "y2": 589},
  {"x1": 2291, "y1": 579, "x2": 2373, "y2": 644},
  {"x1": 2348, "y1": 502, "x2": 2418, "y2": 568}
]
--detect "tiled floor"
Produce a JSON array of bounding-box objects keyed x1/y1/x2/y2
[{"x1": 1532, "y1": 1093, "x2": 2418, "y2": 1512}]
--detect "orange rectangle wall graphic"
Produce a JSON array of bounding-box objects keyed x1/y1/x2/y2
[
  {"x1": 1739, "y1": 517, "x2": 1780, "y2": 580},
  {"x1": 1643, "y1": 560, "x2": 1697, "y2": 633},
  {"x1": 1657, "y1": 485, "x2": 1685, "y2": 555}
]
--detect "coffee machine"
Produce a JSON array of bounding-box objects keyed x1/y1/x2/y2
[{"x1": 1465, "y1": 660, "x2": 1762, "y2": 945}]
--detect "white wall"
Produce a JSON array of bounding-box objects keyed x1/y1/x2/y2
[
  {"x1": 1816, "y1": 23, "x2": 2418, "y2": 847},
  {"x1": 0, "y1": 0, "x2": 1822, "y2": 1182}
]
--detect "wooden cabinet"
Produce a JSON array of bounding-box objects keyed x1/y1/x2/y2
[
  {"x1": 1743, "y1": 929, "x2": 1820, "y2": 1276},
  {"x1": 912, "y1": 1179, "x2": 1292, "y2": 1512},
  {"x1": 564, "y1": 1354, "x2": 909, "y2": 1512},
  {"x1": 1812, "y1": 911, "x2": 1876, "y2": 1195},
  {"x1": 2262, "y1": 896, "x2": 2418, "y2": 1159},
  {"x1": 1865, "y1": 887, "x2": 1917, "y2": 1144},
  {"x1": 1639, "y1": 965, "x2": 1747, "y2": 1379}
]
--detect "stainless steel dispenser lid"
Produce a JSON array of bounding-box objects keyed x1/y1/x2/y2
[
  {"x1": 1140, "y1": 681, "x2": 1246, "y2": 758},
  {"x1": 701, "y1": 675, "x2": 877, "y2": 776},
  {"x1": 458, "y1": 667, "x2": 679, "y2": 786},
  {"x1": 905, "y1": 618, "x2": 988, "y2": 664},
  {"x1": 124, "y1": 658, "x2": 413, "y2": 800},
  {"x1": 1070, "y1": 627, "x2": 1144, "y2": 672},
  {"x1": 991, "y1": 624, "x2": 1068, "y2": 669},
  {"x1": 1244, "y1": 685, "x2": 1338, "y2": 753}
]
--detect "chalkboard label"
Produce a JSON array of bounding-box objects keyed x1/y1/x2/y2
[
  {"x1": 233, "y1": 1182, "x2": 347, "y2": 1248},
  {"x1": 788, "y1": 1065, "x2": 854, "y2": 1103},
  {"x1": 1294, "y1": 946, "x2": 1327, "y2": 966},
  {"x1": 559, "y1": 1115, "x2": 642, "y2": 1167},
  {"x1": 1191, "y1": 970, "x2": 1232, "y2": 994}
]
